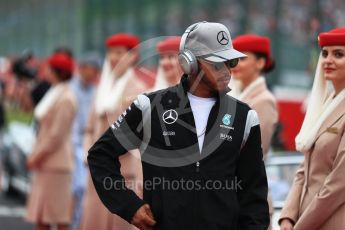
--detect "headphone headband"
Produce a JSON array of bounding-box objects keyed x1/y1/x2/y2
[
  {"x1": 179, "y1": 22, "x2": 205, "y2": 53},
  {"x1": 178, "y1": 21, "x2": 206, "y2": 75}
]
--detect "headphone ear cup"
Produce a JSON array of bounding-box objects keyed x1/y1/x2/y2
[
  {"x1": 178, "y1": 50, "x2": 198, "y2": 75},
  {"x1": 178, "y1": 53, "x2": 191, "y2": 74}
]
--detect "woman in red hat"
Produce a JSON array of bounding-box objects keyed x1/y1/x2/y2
[
  {"x1": 229, "y1": 34, "x2": 277, "y2": 158},
  {"x1": 279, "y1": 28, "x2": 345, "y2": 230},
  {"x1": 228, "y1": 34, "x2": 278, "y2": 229},
  {"x1": 152, "y1": 36, "x2": 182, "y2": 90},
  {"x1": 80, "y1": 33, "x2": 147, "y2": 230},
  {"x1": 25, "y1": 53, "x2": 77, "y2": 230}
]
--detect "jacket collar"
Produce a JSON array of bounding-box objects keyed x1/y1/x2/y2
[
  {"x1": 240, "y1": 76, "x2": 267, "y2": 101},
  {"x1": 315, "y1": 98, "x2": 345, "y2": 139},
  {"x1": 177, "y1": 74, "x2": 236, "y2": 147}
]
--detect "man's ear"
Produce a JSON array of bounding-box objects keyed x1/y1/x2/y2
[{"x1": 195, "y1": 60, "x2": 201, "y2": 76}]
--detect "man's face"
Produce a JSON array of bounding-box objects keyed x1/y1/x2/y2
[
  {"x1": 79, "y1": 64, "x2": 99, "y2": 85},
  {"x1": 198, "y1": 59, "x2": 232, "y2": 93}
]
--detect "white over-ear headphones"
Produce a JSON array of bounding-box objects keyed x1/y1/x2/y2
[{"x1": 178, "y1": 22, "x2": 204, "y2": 75}]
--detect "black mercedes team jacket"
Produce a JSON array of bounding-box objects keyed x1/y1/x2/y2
[{"x1": 88, "y1": 75, "x2": 269, "y2": 230}]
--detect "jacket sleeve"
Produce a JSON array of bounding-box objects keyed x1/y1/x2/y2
[
  {"x1": 87, "y1": 100, "x2": 146, "y2": 223},
  {"x1": 293, "y1": 131, "x2": 345, "y2": 230},
  {"x1": 236, "y1": 110, "x2": 270, "y2": 230},
  {"x1": 278, "y1": 160, "x2": 305, "y2": 225}
]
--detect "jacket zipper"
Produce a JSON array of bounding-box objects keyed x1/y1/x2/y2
[{"x1": 195, "y1": 161, "x2": 200, "y2": 230}]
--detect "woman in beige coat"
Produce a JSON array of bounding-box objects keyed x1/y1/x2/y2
[
  {"x1": 80, "y1": 33, "x2": 147, "y2": 230},
  {"x1": 228, "y1": 34, "x2": 278, "y2": 229},
  {"x1": 279, "y1": 28, "x2": 345, "y2": 230},
  {"x1": 26, "y1": 53, "x2": 77, "y2": 230},
  {"x1": 228, "y1": 34, "x2": 278, "y2": 158}
]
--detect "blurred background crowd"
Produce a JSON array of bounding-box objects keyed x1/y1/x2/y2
[
  {"x1": 1, "y1": 0, "x2": 344, "y2": 149},
  {"x1": 0, "y1": 0, "x2": 344, "y2": 230}
]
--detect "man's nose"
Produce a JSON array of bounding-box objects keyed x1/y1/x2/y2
[{"x1": 221, "y1": 66, "x2": 231, "y2": 75}]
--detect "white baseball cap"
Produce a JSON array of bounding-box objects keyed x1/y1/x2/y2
[{"x1": 181, "y1": 21, "x2": 246, "y2": 62}]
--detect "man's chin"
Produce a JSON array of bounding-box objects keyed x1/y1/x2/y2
[
  {"x1": 220, "y1": 85, "x2": 231, "y2": 93},
  {"x1": 212, "y1": 86, "x2": 230, "y2": 95}
]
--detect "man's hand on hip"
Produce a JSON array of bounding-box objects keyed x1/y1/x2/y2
[{"x1": 131, "y1": 204, "x2": 156, "y2": 230}]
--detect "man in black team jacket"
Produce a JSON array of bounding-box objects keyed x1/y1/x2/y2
[{"x1": 88, "y1": 22, "x2": 269, "y2": 230}]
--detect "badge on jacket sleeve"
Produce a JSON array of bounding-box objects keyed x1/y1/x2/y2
[{"x1": 326, "y1": 127, "x2": 338, "y2": 134}]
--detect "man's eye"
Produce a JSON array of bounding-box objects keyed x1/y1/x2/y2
[{"x1": 214, "y1": 63, "x2": 224, "y2": 70}]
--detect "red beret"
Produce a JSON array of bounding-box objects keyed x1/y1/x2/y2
[
  {"x1": 232, "y1": 34, "x2": 273, "y2": 71},
  {"x1": 318, "y1": 28, "x2": 345, "y2": 47},
  {"x1": 48, "y1": 53, "x2": 74, "y2": 76},
  {"x1": 156, "y1": 37, "x2": 181, "y2": 54},
  {"x1": 105, "y1": 33, "x2": 140, "y2": 49}
]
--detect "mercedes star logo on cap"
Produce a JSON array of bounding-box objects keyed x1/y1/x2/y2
[
  {"x1": 217, "y1": 31, "x2": 229, "y2": 45},
  {"x1": 162, "y1": 109, "x2": 178, "y2": 124}
]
